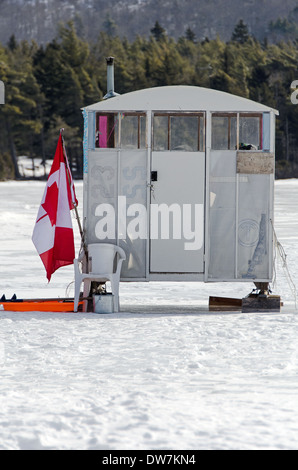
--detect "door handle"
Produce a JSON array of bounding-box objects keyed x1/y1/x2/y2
[{"x1": 151, "y1": 170, "x2": 158, "y2": 181}]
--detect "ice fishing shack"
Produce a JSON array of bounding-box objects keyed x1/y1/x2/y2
[{"x1": 79, "y1": 58, "x2": 279, "y2": 312}]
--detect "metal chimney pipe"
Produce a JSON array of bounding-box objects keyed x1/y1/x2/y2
[{"x1": 103, "y1": 57, "x2": 119, "y2": 100}]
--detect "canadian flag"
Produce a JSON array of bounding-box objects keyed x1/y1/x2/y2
[{"x1": 32, "y1": 133, "x2": 77, "y2": 281}]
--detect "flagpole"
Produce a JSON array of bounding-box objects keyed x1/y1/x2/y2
[{"x1": 60, "y1": 129, "x2": 88, "y2": 260}]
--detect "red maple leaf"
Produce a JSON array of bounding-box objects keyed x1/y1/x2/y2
[{"x1": 42, "y1": 182, "x2": 59, "y2": 226}]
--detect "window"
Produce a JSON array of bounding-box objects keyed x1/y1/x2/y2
[
  {"x1": 96, "y1": 113, "x2": 118, "y2": 148},
  {"x1": 95, "y1": 112, "x2": 146, "y2": 149},
  {"x1": 239, "y1": 114, "x2": 262, "y2": 150},
  {"x1": 212, "y1": 114, "x2": 237, "y2": 150},
  {"x1": 211, "y1": 113, "x2": 263, "y2": 150},
  {"x1": 153, "y1": 115, "x2": 168, "y2": 150},
  {"x1": 153, "y1": 113, "x2": 204, "y2": 151},
  {"x1": 120, "y1": 113, "x2": 146, "y2": 149}
]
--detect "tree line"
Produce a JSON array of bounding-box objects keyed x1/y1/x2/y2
[{"x1": 1, "y1": 19, "x2": 298, "y2": 179}]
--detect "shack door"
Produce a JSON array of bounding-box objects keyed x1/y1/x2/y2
[{"x1": 150, "y1": 113, "x2": 205, "y2": 273}]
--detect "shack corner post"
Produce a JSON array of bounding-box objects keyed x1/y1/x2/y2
[{"x1": 0, "y1": 80, "x2": 4, "y2": 104}]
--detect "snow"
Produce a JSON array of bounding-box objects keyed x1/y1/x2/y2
[{"x1": 0, "y1": 179, "x2": 298, "y2": 450}]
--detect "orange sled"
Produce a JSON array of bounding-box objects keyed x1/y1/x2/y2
[{"x1": 0, "y1": 298, "x2": 83, "y2": 312}]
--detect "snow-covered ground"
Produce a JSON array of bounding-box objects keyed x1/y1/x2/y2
[
  {"x1": 0, "y1": 179, "x2": 298, "y2": 450},
  {"x1": 17, "y1": 156, "x2": 52, "y2": 178}
]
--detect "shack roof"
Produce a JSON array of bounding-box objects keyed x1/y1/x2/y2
[{"x1": 84, "y1": 85, "x2": 278, "y2": 115}]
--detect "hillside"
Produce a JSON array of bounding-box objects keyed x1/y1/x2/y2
[
  {"x1": 0, "y1": 0, "x2": 298, "y2": 45},
  {"x1": 1, "y1": 1, "x2": 298, "y2": 179}
]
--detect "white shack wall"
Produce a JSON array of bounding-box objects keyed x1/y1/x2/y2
[{"x1": 85, "y1": 149, "x2": 147, "y2": 279}]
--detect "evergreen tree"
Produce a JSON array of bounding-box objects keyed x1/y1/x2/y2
[
  {"x1": 231, "y1": 19, "x2": 250, "y2": 44},
  {"x1": 150, "y1": 21, "x2": 166, "y2": 41},
  {"x1": 0, "y1": 40, "x2": 43, "y2": 177},
  {"x1": 185, "y1": 27, "x2": 196, "y2": 43},
  {"x1": 33, "y1": 23, "x2": 100, "y2": 173},
  {"x1": 7, "y1": 34, "x2": 17, "y2": 51},
  {"x1": 103, "y1": 13, "x2": 118, "y2": 37}
]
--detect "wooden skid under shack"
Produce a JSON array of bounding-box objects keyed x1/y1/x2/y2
[{"x1": 209, "y1": 295, "x2": 281, "y2": 313}]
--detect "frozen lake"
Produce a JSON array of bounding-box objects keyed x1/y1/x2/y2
[{"x1": 0, "y1": 179, "x2": 297, "y2": 450}]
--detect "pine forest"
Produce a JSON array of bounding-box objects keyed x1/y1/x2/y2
[{"x1": 1, "y1": 19, "x2": 298, "y2": 179}]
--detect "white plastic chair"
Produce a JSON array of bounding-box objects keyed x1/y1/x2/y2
[{"x1": 73, "y1": 243, "x2": 126, "y2": 313}]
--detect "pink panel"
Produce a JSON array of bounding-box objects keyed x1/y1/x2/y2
[{"x1": 98, "y1": 115, "x2": 108, "y2": 148}]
